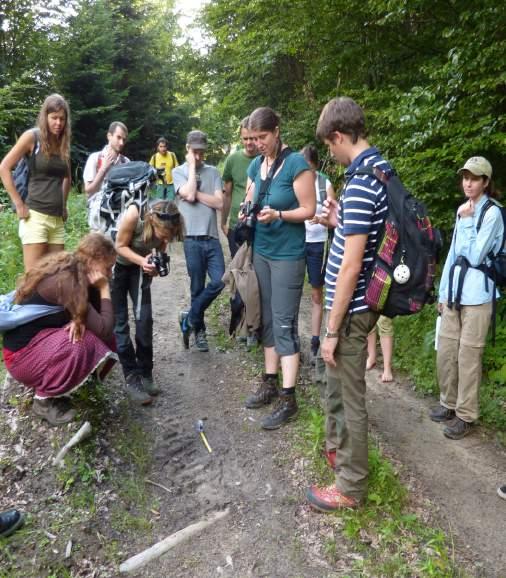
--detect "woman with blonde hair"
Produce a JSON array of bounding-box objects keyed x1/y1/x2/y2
[
  {"x1": 112, "y1": 199, "x2": 183, "y2": 404},
  {"x1": 2, "y1": 233, "x2": 117, "y2": 426},
  {"x1": 0, "y1": 94, "x2": 72, "y2": 271}
]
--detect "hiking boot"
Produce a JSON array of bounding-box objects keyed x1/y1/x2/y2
[
  {"x1": 179, "y1": 310, "x2": 192, "y2": 349},
  {"x1": 32, "y1": 398, "x2": 76, "y2": 427},
  {"x1": 142, "y1": 375, "x2": 160, "y2": 396},
  {"x1": 497, "y1": 485, "x2": 506, "y2": 500},
  {"x1": 245, "y1": 374, "x2": 279, "y2": 409},
  {"x1": 443, "y1": 417, "x2": 474, "y2": 440},
  {"x1": 193, "y1": 330, "x2": 209, "y2": 352},
  {"x1": 429, "y1": 405, "x2": 456, "y2": 423},
  {"x1": 306, "y1": 484, "x2": 358, "y2": 512},
  {"x1": 261, "y1": 391, "x2": 298, "y2": 430},
  {"x1": 0, "y1": 509, "x2": 24, "y2": 538},
  {"x1": 125, "y1": 374, "x2": 152, "y2": 405}
]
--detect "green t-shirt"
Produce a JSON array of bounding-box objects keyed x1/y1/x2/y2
[
  {"x1": 222, "y1": 149, "x2": 255, "y2": 227},
  {"x1": 247, "y1": 152, "x2": 310, "y2": 260}
]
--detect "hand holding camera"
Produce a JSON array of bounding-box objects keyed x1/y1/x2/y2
[{"x1": 147, "y1": 249, "x2": 170, "y2": 277}]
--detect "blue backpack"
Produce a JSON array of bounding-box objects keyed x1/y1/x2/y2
[
  {"x1": 12, "y1": 129, "x2": 39, "y2": 206},
  {"x1": 0, "y1": 290, "x2": 63, "y2": 333}
]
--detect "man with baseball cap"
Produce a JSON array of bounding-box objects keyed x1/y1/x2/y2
[{"x1": 173, "y1": 130, "x2": 225, "y2": 352}]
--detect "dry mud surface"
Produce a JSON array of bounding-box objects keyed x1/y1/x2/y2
[{"x1": 1, "y1": 241, "x2": 506, "y2": 577}]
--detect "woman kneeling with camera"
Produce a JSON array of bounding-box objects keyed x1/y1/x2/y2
[
  {"x1": 3, "y1": 233, "x2": 117, "y2": 426},
  {"x1": 113, "y1": 199, "x2": 183, "y2": 404}
]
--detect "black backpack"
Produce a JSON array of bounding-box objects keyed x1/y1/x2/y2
[
  {"x1": 476, "y1": 199, "x2": 506, "y2": 288},
  {"x1": 90, "y1": 161, "x2": 157, "y2": 240},
  {"x1": 11, "y1": 129, "x2": 39, "y2": 208},
  {"x1": 352, "y1": 166, "x2": 442, "y2": 318}
]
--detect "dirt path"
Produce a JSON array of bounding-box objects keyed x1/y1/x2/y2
[
  {"x1": 123, "y1": 243, "x2": 506, "y2": 577},
  {"x1": 366, "y1": 371, "x2": 506, "y2": 577},
  {"x1": 125, "y1": 245, "x2": 337, "y2": 577}
]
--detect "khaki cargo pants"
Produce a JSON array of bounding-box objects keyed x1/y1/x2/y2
[
  {"x1": 324, "y1": 310, "x2": 378, "y2": 502},
  {"x1": 437, "y1": 302, "x2": 491, "y2": 423}
]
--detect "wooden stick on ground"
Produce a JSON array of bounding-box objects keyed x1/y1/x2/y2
[
  {"x1": 144, "y1": 478, "x2": 172, "y2": 494},
  {"x1": 53, "y1": 421, "x2": 92, "y2": 467},
  {"x1": 119, "y1": 508, "x2": 230, "y2": 574}
]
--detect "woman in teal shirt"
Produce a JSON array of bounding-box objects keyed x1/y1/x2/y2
[
  {"x1": 431, "y1": 156, "x2": 503, "y2": 439},
  {"x1": 242, "y1": 107, "x2": 315, "y2": 430}
]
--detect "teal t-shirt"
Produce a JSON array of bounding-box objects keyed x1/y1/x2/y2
[
  {"x1": 222, "y1": 149, "x2": 255, "y2": 227},
  {"x1": 247, "y1": 151, "x2": 310, "y2": 260}
]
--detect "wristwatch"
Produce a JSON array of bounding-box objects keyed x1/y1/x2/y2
[{"x1": 325, "y1": 328, "x2": 339, "y2": 338}]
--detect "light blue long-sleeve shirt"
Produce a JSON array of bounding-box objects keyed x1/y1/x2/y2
[{"x1": 439, "y1": 195, "x2": 504, "y2": 305}]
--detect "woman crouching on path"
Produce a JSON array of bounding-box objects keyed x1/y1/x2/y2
[
  {"x1": 242, "y1": 107, "x2": 316, "y2": 429},
  {"x1": 112, "y1": 200, "x2": 183, "y2": 405},
  {"x1": 0, "y1": 94, "x2": 72, "y2": 272},
  {"x1": 431, "y1": 156, "x2": 503, "y2": 439},
  {"x1": 3, "y1": 233, "x2": 117, "y2": 426}
]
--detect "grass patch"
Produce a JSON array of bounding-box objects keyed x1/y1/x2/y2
[{"x1": 294, "y1": 386, "x2": 465, "y2": 577}]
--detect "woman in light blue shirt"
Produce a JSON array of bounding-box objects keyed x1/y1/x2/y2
[{"x1": 431, "y1": 156, "x2": 503, "y2": 439}]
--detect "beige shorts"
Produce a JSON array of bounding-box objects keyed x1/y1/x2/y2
[
  {"x1": 19, "y1": 209, "x2": 65, "y2": 245},
  {"x1": 368, "y1": 315, "x2": 394, "y2": 337}
]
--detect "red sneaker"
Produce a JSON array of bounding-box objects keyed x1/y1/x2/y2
[
  {"x1": 323, "y1": 449, "x2": 337, "y2": 470},
  {"x1": 306, "y1": 484, "x2": 358, "y2": 512}
]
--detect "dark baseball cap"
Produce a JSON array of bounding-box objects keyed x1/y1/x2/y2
[{"x1": 186, "y1": 130, "x2": 208, "y2": 150}]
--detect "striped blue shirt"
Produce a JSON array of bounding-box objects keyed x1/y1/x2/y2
[{"x1": 325, "y1": 147, "x2": 392, "y2": 312}]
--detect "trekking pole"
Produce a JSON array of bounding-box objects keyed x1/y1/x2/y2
[{"x1": 195, "y1": 419, "x2": 212, "y2": 453}]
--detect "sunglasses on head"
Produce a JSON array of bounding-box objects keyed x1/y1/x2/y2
[{"x1": 152, "y1": 211, "x2": 180, "y2": 223}]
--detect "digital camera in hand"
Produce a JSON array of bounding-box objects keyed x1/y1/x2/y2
[
  {"x1": 240, "y1": 201, "x2": 260, "y2": 228},
  {"x1": 148, "y1": 250, "x2": 170, "y2": 277}
]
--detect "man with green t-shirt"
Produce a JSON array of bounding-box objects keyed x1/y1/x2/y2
[{"x1": 221, "y1": 117, "x2": 258, "y2": 257}]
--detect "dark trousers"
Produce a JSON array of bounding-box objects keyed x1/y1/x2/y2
[
  {"x1": 111, "y1": 263, "x2": 153, "y2": 378},
  {"x1": 183, "y1": 237, "x2": 225, "y2": 333}
]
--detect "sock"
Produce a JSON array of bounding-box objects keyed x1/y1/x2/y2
[
  {"x1": 282, "y1": 387, "x2": 295, "y2": 396},
  {"x1": 264, "y1": 373, "x2": 278, "y2": 381}
]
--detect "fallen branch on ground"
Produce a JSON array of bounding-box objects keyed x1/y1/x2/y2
[
  {"x1": 53, "y1": 421, "x2": 92, "y2": 467},
  {"x1": 119, "y1": 508, "x2": 230, "y2": 573}
]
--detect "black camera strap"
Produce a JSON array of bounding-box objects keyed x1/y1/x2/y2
[{"x1": 256, "y1": 146, "x2": 293, "y2": 207}]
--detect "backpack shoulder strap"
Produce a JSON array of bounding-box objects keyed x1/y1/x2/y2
[{"x1": 477, "y1": 199, "x2": 497, "y2": 233}]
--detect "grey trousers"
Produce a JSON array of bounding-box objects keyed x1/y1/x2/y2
[{"x1": 253, "y1": 252, "x2": 305, "y2": 357}]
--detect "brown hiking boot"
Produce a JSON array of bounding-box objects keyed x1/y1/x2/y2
[
  {"x1": 32, "y1": 398, "x2": 76, "y2": 427},
  {"x1": 245, "y1": 374, "x2": 279, "y2": 409},
  {"x1": 261, "y1": 391, "x2": 298, "y2": 430}
]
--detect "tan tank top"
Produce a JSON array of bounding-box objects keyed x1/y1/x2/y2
[{"x1": 27, "y1": 132, "x2": 68, "y2": 217}]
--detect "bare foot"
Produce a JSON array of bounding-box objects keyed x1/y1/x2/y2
[
  {"x1": 366, "y1": 357, "x2": 376, "y2": 371},
  {"x1": 381, "y1": 369, "x2": 393, "y2": 382}
]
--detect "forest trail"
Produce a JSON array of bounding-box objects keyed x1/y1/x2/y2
[
  {"x1": 126, "y1": 241, "x2": 506, "y2": 577},
  {"x1": 1, "y1": 240, "x2": 505, "y2": 577}
]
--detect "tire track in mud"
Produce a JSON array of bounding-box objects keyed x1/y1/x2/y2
[{"x1": 127, "y1": 244, "x2": 334, "y2": 578}]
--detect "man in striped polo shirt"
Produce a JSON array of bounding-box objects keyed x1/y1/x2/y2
[{"x1": 306, "y1": 97, "x2": 393, "y2": 511}]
